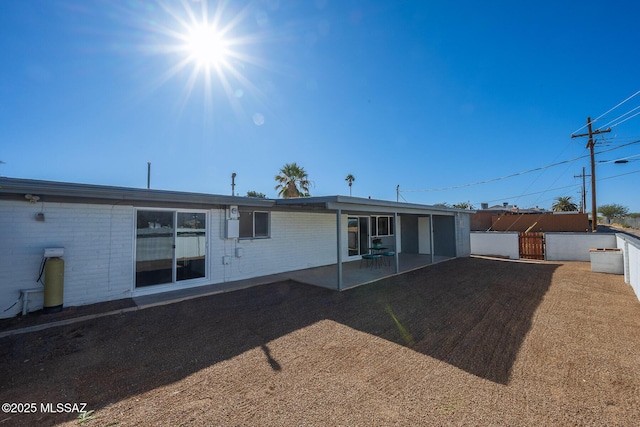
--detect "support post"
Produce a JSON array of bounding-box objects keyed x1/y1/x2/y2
[
  {"x1": 336, "y1": 209, "x2": 343, "y2": 290},
  {"x1": 429, "y1": 214, "x2": 435, "y2": 265},
  {"x1": 394, "y1": 212, "x2": 399, "y2": 273}
]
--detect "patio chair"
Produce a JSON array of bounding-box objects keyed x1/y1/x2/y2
[
  {"x1": 380, "y1": 251, "x2": 395, "y2": 267},
  {"x1": 360, "y1": 253, "x2": 382, "y2": 269}
]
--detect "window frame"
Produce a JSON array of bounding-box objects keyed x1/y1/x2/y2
[
  {"x1": 239, "y1": 210, "x2": 271, "y2": 239},
  {"x1": 371, "y1": 215, "x2": 395, "y2": 237}
]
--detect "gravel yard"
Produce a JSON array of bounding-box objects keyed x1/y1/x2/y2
[{"x1": 1, "y1": 257, "x2": 639, "y2": 426}]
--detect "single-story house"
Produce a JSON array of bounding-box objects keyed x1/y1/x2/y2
[{"x1": 0, "y1": 177, "x2": 472, "y2": 318}]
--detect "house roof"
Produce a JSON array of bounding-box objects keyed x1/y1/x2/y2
[
  {"x1": 276, "y1": 195, "x2": 474, "y2": 215},
  {"x1": 0, "y1": 177, "x2": 473, "y2": 215},
  {"x1": 0, "y1": 177, "x2": 273, "y2": 208}
]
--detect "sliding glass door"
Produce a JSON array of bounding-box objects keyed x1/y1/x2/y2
[
  {"x1": 136, "y1": 210, "x2": 207, "y2": 288},
  {"x1": 176, "y1": 212, "x2": 206, "y2": 281},
  {"x1": 347, "y1": 216, "x2": 369, "y2": 257}
]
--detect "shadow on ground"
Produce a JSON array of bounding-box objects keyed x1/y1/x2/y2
[{"x1": 0, "y1": 257, "x2": 557, "y2": 425}]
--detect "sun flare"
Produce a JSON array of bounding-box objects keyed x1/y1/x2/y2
[
  {"x1": 185, "y1": 24, "x2": 229, "y2": 69},
  {"x1": 131, "y1": 0, "x2": 268, "y2": 123}
]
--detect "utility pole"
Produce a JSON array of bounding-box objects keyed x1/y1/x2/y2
[
  {"x1": 147, "y1": 162, "x2": 151, "y2": 189},
  {"x1": 573, "y1": 166, "x2": 589, "y2": 213},
  {"x1": 571, "y1": 117, "x2": 610, "y2": 232}
]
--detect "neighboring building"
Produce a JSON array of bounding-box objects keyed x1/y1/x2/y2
[
  {"x1": 471, "y1": 203, "x2": 589, "y2": 232},
  {"x1": 0, "y1": 178, "x2": 473, "y2": 318}
]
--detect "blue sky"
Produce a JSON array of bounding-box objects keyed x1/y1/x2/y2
[{"x1": 2, "y1": 0, "x2": 639, "y2": 212}]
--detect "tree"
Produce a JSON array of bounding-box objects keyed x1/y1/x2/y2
[
  {"x1": 274, "y1": 162, "x2": 312, "y2": 198},
  {"x1": 452, "y1": 201, "x2": 474, "y2": 210},
  {"x1": 551, "y1": 196, "x2": 578, "y2": 212},
  {"x1": 246, "y1": 190, "x2": 266, "y2": 198},
  {"x1": 345, "y1": 174, "x2": 355, "y2": 196},
  {"x1": 598, "y1": 204, "x2": 629, "y2": 223}
]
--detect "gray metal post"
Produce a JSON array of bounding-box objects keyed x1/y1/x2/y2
[
  {"x1": 336, "y1": 209, "x2": 343, "y2": 290},
  {"x1": 394, "y1": 212, "x2": 399, "y2": 273},
  {"x1": 430, "y1": 214, "x2": 435, "y2": 264}
]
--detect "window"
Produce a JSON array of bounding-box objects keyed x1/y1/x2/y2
[
  {"x1": 239, "y1": 210, "x2": 270, "y2": 238},
  {"x1": 371, "y1": 215, "x2": 394, "y2": 237}
]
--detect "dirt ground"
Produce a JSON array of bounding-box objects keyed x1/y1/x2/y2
[{"x1": 1, "y1": 257, "x2": 640, "y2": 426}]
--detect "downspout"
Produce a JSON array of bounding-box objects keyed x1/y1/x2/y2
[{"x1": 336, "y1": 209, "x2": 343, "y2": 290}]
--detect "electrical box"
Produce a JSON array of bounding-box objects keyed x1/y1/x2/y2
[
  {"x1": 226, "y1": 219, "x2": 239, "y2": 239},
  {"x1": 44, "y1": 247, "x2": 64, "y2": 258},
  {"x1": 235, "y1": 247, "x2": 244, "y2": 258},
  {"x1": 222, "y1": 256, "x2": 232, "y2": 265},
  {"x1": 229, "y1": 206, "x2": 239, "y2": 219}
]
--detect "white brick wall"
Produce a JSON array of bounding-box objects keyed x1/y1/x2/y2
[
  {"x1": 0, "y1": 200, "x2": 134, "y2": 318},
  {"x1": 211, "y1": 210, "x2": 337, "y2": 283},
  {"x1": 0, "y1": 202, "x2": 339, "y2": 318},
  {"x1": 2, "y1": 199, "x2": 472, "y2": 318}
]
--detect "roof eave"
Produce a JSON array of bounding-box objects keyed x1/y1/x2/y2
[{"x1": 0, "y1": 177, "x2": 274, "y2": 208}]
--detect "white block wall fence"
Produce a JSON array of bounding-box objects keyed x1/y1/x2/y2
[
  {"x1": 617, "y1": 234, "x2": 640, "y2": 300},
  {"x1": 545, "y1": 233, "x2": 616, "y2": 262},
  {"x1": 470, "y1": 232, "x2": 519, "y2": 259},
  {"x1": 470, "y1": 231, "x2": 640, "y2": 301}
]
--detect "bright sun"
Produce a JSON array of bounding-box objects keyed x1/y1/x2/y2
[
  {"x1": 138, "y1": 0, "x2": 266, "y2": 121},
  {"x1": 186, "y1": 24, "x2": 229, "y2": 69}
]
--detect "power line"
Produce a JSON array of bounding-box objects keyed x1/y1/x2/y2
[
  {"x1": 599, "y1": 168, "x2": 640, "y2": 181},
  {"x1": 476, "y1": 182, "x2": 581, "y2": 205},
  {"x1": 399, "y1": 138, "x2": 640, "y2": 194},
  {"x1": 598, "y1": 153, "x2": 640, "y2": 164},
  {"x1": 572, "y1": 90, "x2": 640, "y2": 135},
  {"x1": 400, "y1": 153, "x2": 590, "y2": 193},
  {"x1": 609, "y1": 110, "x2": 640, "y2": 129},
  {"x1": 596, "y1": 105, "x2": 640, "y2": 130},
  {"x1": 476, "y1": 167, "x2": 639, "y2": 207},
  {"x1": 596, "y1": 139, "x2": 640, "y2": 154}
]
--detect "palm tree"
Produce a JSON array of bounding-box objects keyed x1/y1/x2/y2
[
  {"x1": 274, "y1": 163, "x2": 312, "y2": 198},
  {"x1": 551, "y1": 196, "x2": 578, "y2": 212},
  {"x1": 345, "y1": 174, "x2": 355, "y2": 196}
]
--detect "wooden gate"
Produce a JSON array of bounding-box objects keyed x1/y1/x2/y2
[{"x1": 519, "y1": 232, "x2": 545, "y2": 260}]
